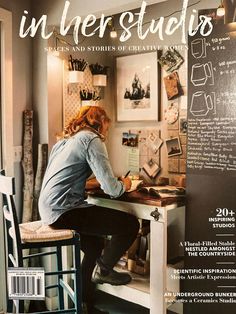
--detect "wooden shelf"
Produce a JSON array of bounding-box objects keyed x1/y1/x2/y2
[
  {"x1": 97, "y1": 284, "x2": 150, "y2": 309},
  {"x1": 97, "y1": 262, "x2": 183, "y2": 310},
  {"x1": 96, "y1": 268, "x2": 150, "y2": 308}
]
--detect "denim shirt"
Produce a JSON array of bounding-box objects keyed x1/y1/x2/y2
[{"x1": 39, "y1": 130, "x2": 125, "y2": 225}]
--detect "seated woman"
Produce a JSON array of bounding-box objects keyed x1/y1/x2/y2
[{"x1": 38, "y1": 105, "x2": 139, "y2": 314}]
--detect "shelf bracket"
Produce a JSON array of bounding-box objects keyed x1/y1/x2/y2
[{"x1": 150, "y1": 208, "x2": 161, "y2": 221}]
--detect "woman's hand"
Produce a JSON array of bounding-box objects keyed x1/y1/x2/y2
[{"x1": 120, "y1": 177, "x2": 132, "y2": 191}]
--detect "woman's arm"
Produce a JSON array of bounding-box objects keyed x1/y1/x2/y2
[{"x1": 86, "y1": 137, "x2": 128, "y2": 198}]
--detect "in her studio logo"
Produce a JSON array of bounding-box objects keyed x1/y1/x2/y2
[{"x1": 19, "y1": 0, "x2": 213, "y2": 44}]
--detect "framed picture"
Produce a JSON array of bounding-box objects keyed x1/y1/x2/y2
[
  {"x1": 116, "y1": 52, "x2": 159, "y2": 121},
  {"x1": 158, "y1": 48, "x2": 184, "y2": 73},
  {"x1": 166, "y1": 137, "x2": 182, "y2": 157}
]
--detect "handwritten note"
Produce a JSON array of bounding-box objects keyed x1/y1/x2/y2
[
  {"x1": 128, "y1": 148, "x2": 140, "y2": 174},
  {"x1": 187, "y1": 117, "x2": 236, "y2": 173},
  {"x1": 188, "y1": 30, "x2": 236, "y2": 175}
]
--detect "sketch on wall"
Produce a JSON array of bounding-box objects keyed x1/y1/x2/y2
[{"x1": 116, "y1": 52, "x2": 159, "y2": 121}]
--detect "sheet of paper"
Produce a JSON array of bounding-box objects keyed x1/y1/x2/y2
[
  {"x1": 128, "y1": 148, "x2": 140, "y2": 174},
  {"x1": 146, "y1": 132, "x2": 163, "y2": 153},
  {"x1": 127, "y1": 180, "x2": 143, "y2": 192}
]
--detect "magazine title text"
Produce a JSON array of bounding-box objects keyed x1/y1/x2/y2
[{"x1": 19, "y1": 0, "x2": 213, "y2": 44}]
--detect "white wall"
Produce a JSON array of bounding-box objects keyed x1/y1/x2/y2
[
  {"x1": 0, "y1": 0, "x2": 32, "y2": 144},
  {"x1": 31, "y1": 0, "x2": 167, "y2": 24},
  {"x1": 32, "y1": 33, "x2": 49, "y2": 145},
  {"x1": 0, "y1": 0, "x2": 32, "y2": 211}
]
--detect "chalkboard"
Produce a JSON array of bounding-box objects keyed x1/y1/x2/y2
[
  {"x1": 185, "y1": 24, "x2": 236, "y2": 314},
  {"x1": 187, "y1": 24, "x2": 236, "y2": 176}
]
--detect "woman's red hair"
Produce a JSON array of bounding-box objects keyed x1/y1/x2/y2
[{"x1": 61, "y1": 106, "x2": 111, "y2": 139}]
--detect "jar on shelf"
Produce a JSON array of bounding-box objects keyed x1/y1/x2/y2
[
  {"x1": 92, "y1": 74, "x2": 107, "y2": 87},
  {"x1": 68, "y1": 70, "x2": 84, "y2": 83},
  {"x1": 81, "y1": 100, "x2": 96, "y2": 107}
]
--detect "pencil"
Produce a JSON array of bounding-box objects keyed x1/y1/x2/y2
[{"x1": 124, "y1": 170, "x2": 131, "y2": 178}]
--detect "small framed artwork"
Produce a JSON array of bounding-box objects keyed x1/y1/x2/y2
[
  {"x1": 116, "y1": 52, "x2": 159, "y2": 121},
  {"x1": 166, "y1": 137, "x2": 182, "y2": 157},
  {"x1": 158, "y1": 48, "x2": 184, "y2": 73},
  {"x1": 179, "y1": 117, "x2": 188, "y2": 135}
]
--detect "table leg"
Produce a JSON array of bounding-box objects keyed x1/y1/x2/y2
[{"x1": 150, "y1": 220, "x2": 167, "y2": 314}]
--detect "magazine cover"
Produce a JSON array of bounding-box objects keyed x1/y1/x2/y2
[{"x1": 0, "y1": 1, "x2": 235, "y2": 314}]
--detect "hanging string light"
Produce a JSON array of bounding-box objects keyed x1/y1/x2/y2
[
  {"x1": 217, "y1": 0, "x2": 225, "y2": 17},
  {"x1": 108, "y1": 16, "x2": 117, "y2": 39}
]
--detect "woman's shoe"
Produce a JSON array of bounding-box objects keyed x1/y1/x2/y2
[{"x1": 92, "y1": 265, "x2": 132, "y2": 286}]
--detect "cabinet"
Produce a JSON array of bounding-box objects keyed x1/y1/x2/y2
[{"x1": 88, "y1": 194, "x2": 185, "y2": 314}]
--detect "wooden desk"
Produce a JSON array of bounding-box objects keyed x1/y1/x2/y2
[{"x1": 88, "y1": 189, "x2": 185, "y2": 314}]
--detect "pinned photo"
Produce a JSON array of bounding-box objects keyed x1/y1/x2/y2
[
  {"x1": 166, "y1": 137, "x2": 182, "y2": 157},
  {"x1": 122, "y1": 132, "x2": 139, "y2": 147},
  {"x1": 163, "y1": 72, "x2": 184, "y2": 100},
  {"x1": 142, "y1": 159, "x2": 160, "y2": 179}
]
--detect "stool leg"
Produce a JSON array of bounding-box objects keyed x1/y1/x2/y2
[
  {"x1": 73, "y1": 238, "x2": 82, "y2": 314},
  {"x1": 7, "y1": 299, "x2": 13, "y2": 313},
  {"x1": 12, "y1": 299, "x2": 24, "y2": 314},
  {"x1": 19, "y1": 300, "x2": 24, "y2": 313},
  {"x1": 57, "y1": 245, "x2": 65, "y2": 310}
]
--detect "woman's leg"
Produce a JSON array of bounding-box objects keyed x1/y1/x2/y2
[
  {"x1": 52, "y1": 205, "x2": 139, "y2": 267},
  {"x1": 80, "y1": 234, "x2": 104, "y2": 303},
  {"x1": 51, "y1": 206, "x2": 139, "y2": 297},
  {"x1": 97, "y1": 211, "x2": 139, "y2": 270},
  {"x1": 51, "y1": 213, "x2": 104, "y2": 303}
]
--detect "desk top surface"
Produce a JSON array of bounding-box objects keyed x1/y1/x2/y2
[{"x1": 87, "y1": 189, "x2": 186, "y2": 207}]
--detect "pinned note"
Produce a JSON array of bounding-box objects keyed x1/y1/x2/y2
[{"x1": 128, "y1": 148, "x2": 140, "y2": 174}]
